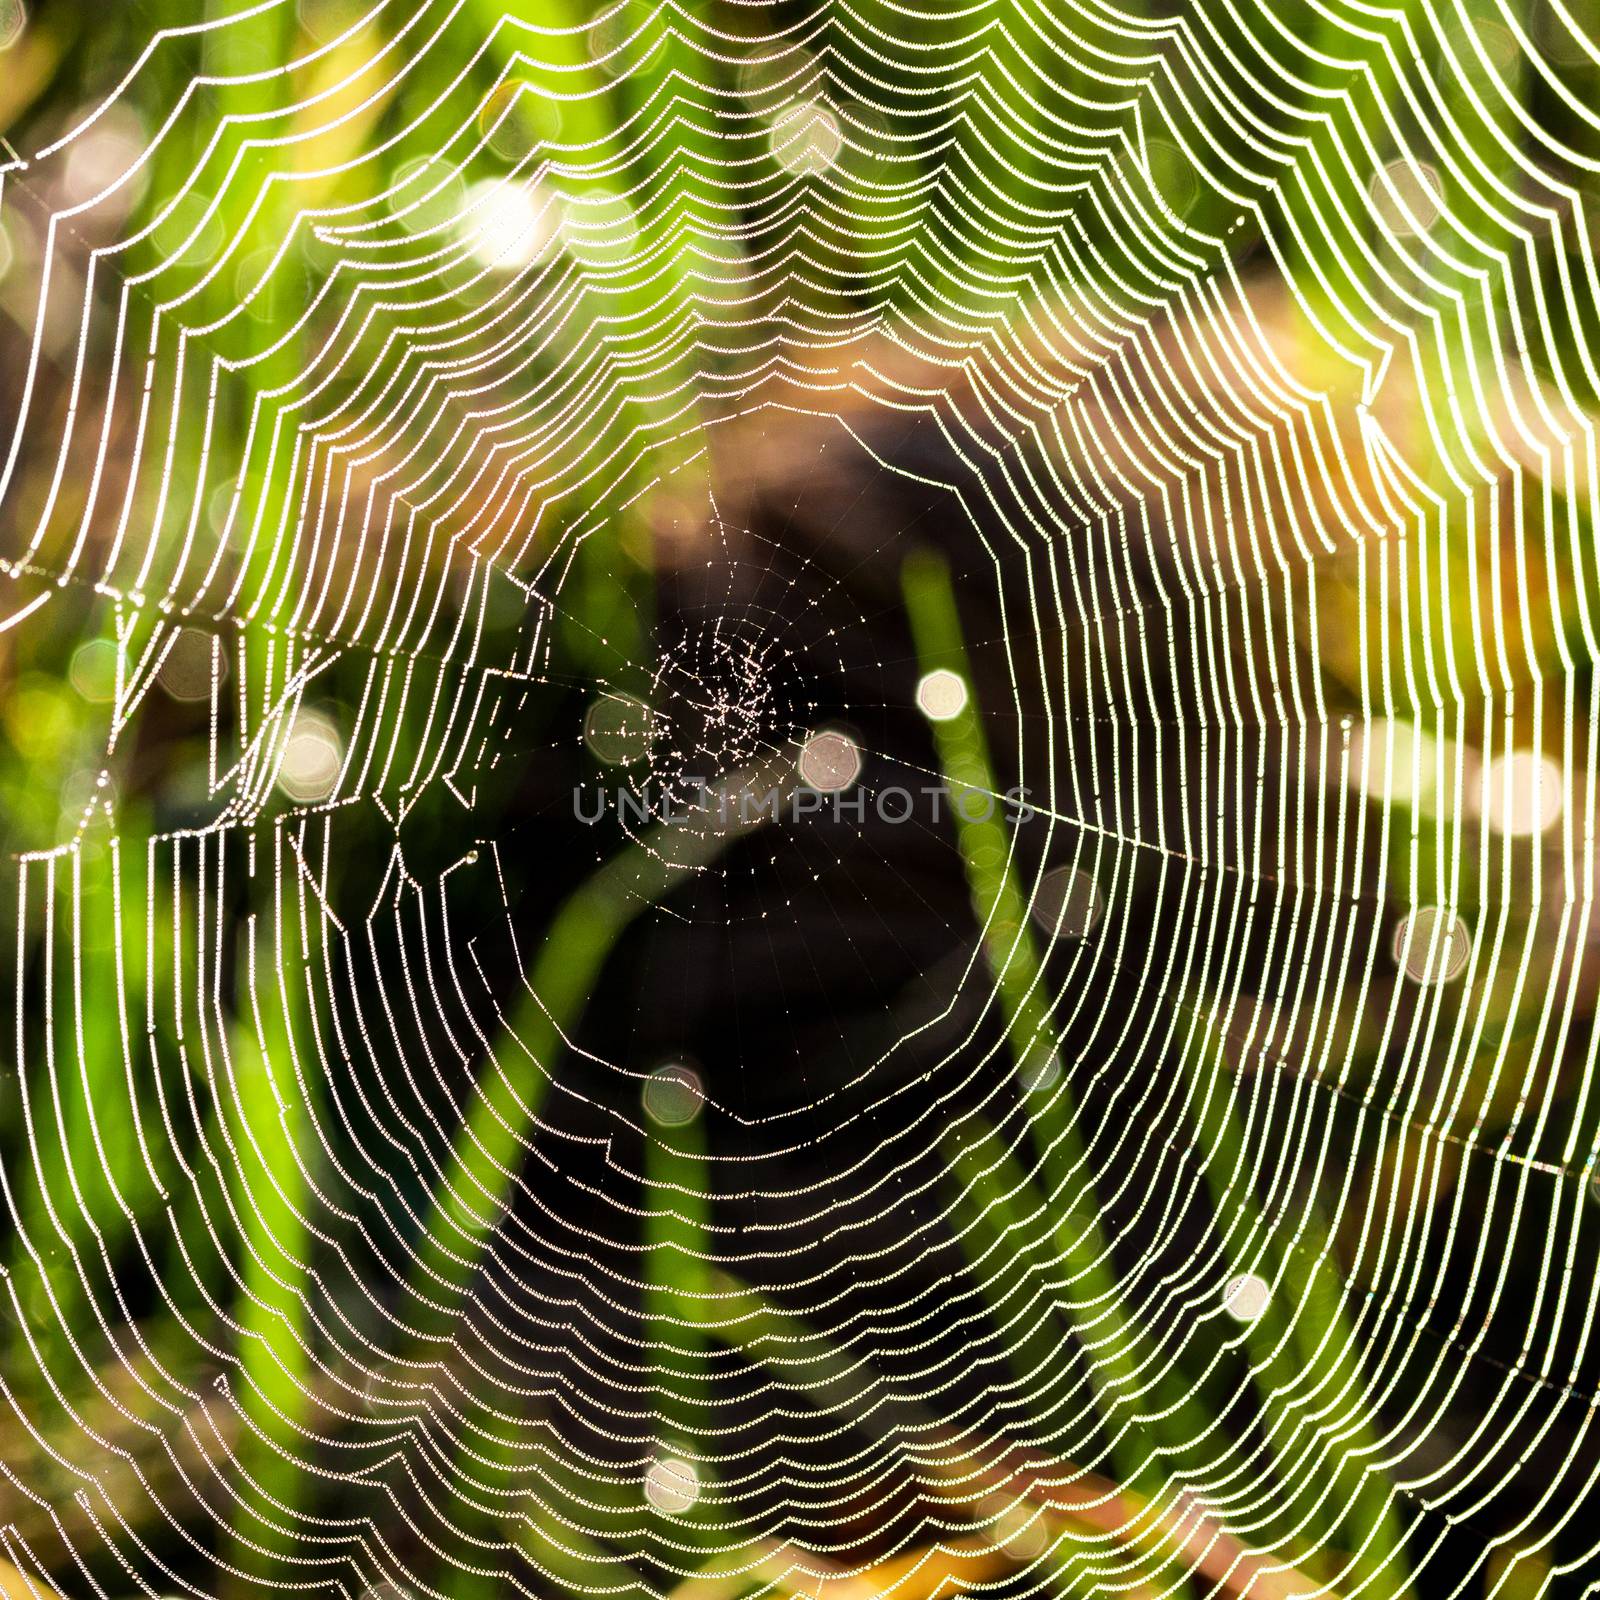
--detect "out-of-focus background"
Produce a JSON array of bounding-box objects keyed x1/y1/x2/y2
[{"x1": 1, "y1": 3, "x2": 1599, "y2": 1600}]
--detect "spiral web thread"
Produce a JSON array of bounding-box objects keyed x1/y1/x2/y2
[{"x1": 0, "y1": 2, "x2": 1598, "y2": 1599}]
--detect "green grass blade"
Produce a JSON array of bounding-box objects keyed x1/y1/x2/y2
[
  {"x1": 901, "y1": 548, "x2": 1202, "y2": 1492},
  {"x1": 221, "y1": 924, "x2": 317, "y2": 1592},
  {"x1": 1176, "y1": 1011, "x2": 1417, "y2": 1596},
  {"x1": 406, "y1": 801, "x2": 743, "y2": 1332}
]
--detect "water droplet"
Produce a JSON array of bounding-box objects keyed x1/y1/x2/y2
[
  {"x1": 1031, "y1": 867, "x2": 1103, "y2": 941},
  {"x1": 915, "y1": 668, "x2": 968, "y2": 722},
  {"x1": 1223, "y1": 1273, "x2": 1270, "y2": 1324},
  {"x1": 279, "y1": 710, "x2": 343, "y2": 803},
  {"x1": 797, "y1": 729, "x2": 861, "y2": 793},
  {"x1": 1393, "y1": 907, "x2": 1472, "y2": 985},
  {"x1": 0, "y1": 1, "x2": 26, "y2": 50},
  {"x1": 770, "y1": 101, "x2": 842, "y2": 176},
  {"x1": 584, "y1": 693, "x2": 653, "y2": 765},
  {"x1": 643, "y1": 1455, "x2": 701, "y2": 1515},
  {"x1": 644, "y1": 1065, "x2": 703, "y2": 1127},
  {"x1": 1371, "y1": 159, "x2": 1442, "y2": 237}
]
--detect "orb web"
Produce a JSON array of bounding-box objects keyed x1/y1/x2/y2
[{"x1": 0, "y1": 3, "x2": 1597, "y2": 1600}]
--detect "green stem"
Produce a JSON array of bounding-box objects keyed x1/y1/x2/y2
[
  {"x1": 414, "y1": 791, "x2": 768, "y2": 1598},
  {"x1": 222, "y1": 923, "x2": 316, "y2": 1589},
  {"x1": 901, "y1": 548, "x2": 1194, "y2": 1493},
  {"x1": 406, "y1": 806, "x2": 737, "y2": 1332},
  {"x1": 1176, "y1": 1013, "x2": 1416, "y2": 1596},
  {"x1": 643, "y1": 1081, "x2": 716, "y2": 1559}
]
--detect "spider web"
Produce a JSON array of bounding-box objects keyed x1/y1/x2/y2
[{"x1": 0, "y1": 2, "x2": 1598, "y2": 1599}]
